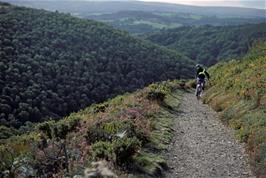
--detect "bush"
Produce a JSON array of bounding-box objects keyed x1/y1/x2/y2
[
  {"x1": 146, "y1": 84, "x2": 167, "y2": 101},
  {"x1": 37, "y1": 117, "x2": 80, "y2": 139},
  {"x1": 0, "y1": 143, "x2": 33, "y2": 177},
  {"x1": 18, "y1": 121, "x2": 36, "y2": 135},
  {"x1": 53, "y1": 123, "x2": 70, "y2": 139},
  {"x1": 66, "y1": 116, "x2": 81, "y2": 131},
  {"x1": 92, "y1": 103, "x2": 109, "y2": 113},
  {"x1": 102, "y1": 120, "x2": 135, "y2": 136},
  {"x1": 86, "y1": 120, "x2": 136, "y2": 144},
  {"x1": 91, "y1": 141, "x2": 114, "y2": 161},
  {"x1": 86, "y1": 124, "x2": 111, "y2": 144},
  {"x1": 113, "y1": 137, "x2": 140, "y2": 165},
  {"x1": 147, "y1": 91, "x2": 166, "y2": 101},
  {"x1": 37, "y1": 122, "x2": 53, "y2": 139},
  {"x1": 0, "y1": 126, "x2": 18, "y2": 140},
  {"x1": 91, "y1": 137, "x2": 141, "y2": 165},
  {"x1": 247, "y1": 128, "x2": 266, "y2": 176},
  {"x1": 55, "y1": 117, "x2": 80, "y2": 139},
  {"x1": 132, "y1": 152, "x2": 166, "y2": 176},
  {"x1": 146, "y1": 82, "x2": 176, "y2": 101}
]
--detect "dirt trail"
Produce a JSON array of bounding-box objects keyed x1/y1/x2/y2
[{"x1": 165, "y1": 92, "x2": 254, "y2": 178}]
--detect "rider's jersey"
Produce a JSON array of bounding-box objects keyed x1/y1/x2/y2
[
  {"x1": 196, "y1": 67, "x2": 210, "y2": 80},
  {"x1": 198, "y1": 69, "x2": 206, "y2": 79}
]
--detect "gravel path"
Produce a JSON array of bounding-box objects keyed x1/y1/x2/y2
[{"x1": 165, "y1": 92, "x2": 254, "y2": 178}]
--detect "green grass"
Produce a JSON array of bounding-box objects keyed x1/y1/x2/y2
[
  {"x1": 149, "y1": 91, "x2": 182, "y2": 150},
  {"x1": 131, "y1": 89, "x2": 183, "y2": 177},
  {"x1": 132, "y1": 152, "x2": 166, "y2": 176}
]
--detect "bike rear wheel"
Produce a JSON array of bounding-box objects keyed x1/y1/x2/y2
[{"x1": 195, "y1": 83, "x2": 203, "y2": 99}]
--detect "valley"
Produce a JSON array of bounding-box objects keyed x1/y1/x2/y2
[{"x1": 0, "y1": 1, "x2": 265, "y2": 177}]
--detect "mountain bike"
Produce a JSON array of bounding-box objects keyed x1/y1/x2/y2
[{"x1": 195, "y1": 79, "x2": 205, "y2": 100}]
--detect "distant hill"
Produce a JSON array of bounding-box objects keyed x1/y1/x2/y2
[
  {"x1": 88, "y1": 11, "x2": 265, "y2": 34},
  {"x1": 7, "y1": 0, "x2": 266, "y2": 18},
  {"x1": 0, "y1": 2, "x2": 194, "y2": 128},
  {"x1": 144, "y1": 23, "x2": 266, "y2": 66},
  {"x1": 7, "y1": 1, "x2": 265, "y2": 35}
]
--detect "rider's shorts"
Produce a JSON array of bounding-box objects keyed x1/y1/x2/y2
[{"x1": 197, "y1": 77, "x2": 205, "y2": 84}]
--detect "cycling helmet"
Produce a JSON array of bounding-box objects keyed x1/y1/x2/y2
[{"x1": 195, "y1": 64, "x2": 201, "y2": 68}]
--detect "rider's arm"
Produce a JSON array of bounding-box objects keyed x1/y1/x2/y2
[
  {"x1": 195, "y1": 68, "x2": 201, "y2": 79},
  {"x1": 205, "y1": 71, "x2": 210, "y2": 80}
]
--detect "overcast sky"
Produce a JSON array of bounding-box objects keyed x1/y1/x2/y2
[{"x1": 141, "y1": 0, "x2": 266, "y2": 9}]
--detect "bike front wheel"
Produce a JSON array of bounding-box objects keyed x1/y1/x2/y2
[{"x1": 195, "y1": 83, "x2": 202, "y2": 99}]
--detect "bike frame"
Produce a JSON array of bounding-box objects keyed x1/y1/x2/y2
[{"x1": 195, "y1": 79, "x2": 205, "y2": 99}]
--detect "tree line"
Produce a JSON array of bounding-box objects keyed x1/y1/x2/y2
[{"x1": 144, "y1": 23, "x2": 266, "y2": 66}]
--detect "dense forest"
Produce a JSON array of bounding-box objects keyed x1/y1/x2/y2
[
  {"x1": 144, "y1": 23, "x2": 266, "y2": 66},
  {"x1": 0, "y1": 2, "x2": 194, "y2": 128},
  {"x1": 88, "y1": 11, "x2": 265, "y2": 34}
]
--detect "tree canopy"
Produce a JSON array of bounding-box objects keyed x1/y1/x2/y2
[
  {"x1": 0, "y1": 3, "x2": 194, "y2": 128},
  {"x1": 144, "y1": 23, "x2": 266, "y2": 66}
]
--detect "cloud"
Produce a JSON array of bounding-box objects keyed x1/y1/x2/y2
[
  {"x1": 238, "y1": 1, "x2": 265, "y2": 9},
  {"x1": 141, "y1": 0, "x2": 266, "y2": 9}
]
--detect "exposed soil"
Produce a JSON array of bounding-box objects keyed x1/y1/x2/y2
[{"x1": 165, "y1": 92, "x2": 254, "y2": 178}]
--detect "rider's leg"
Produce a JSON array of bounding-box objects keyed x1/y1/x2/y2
[
  {"x1": 202, "y1": 78, "x2": 206, "y2": 90},
  {"x1": 195, "y1": 78, "x2": 200, "y2": 96},
  {"x1": 200, "y1": 82, "x2": 203, "y2": 97}
]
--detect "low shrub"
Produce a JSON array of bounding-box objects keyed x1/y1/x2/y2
[
  {"x1": 37, "y1": 117, "x2": 80, "y2": 139},
  {"x1": 146, "y1": 83, "x2": 168, "y2": 101},
  {"x1": 37, "y1": 122, "x2": 53, "y2": 139},
  {"x1": 0, "y1": 126, "x2": 18, "y2": 140},
  {"x1": 147, "y1": 90, "x2": 166, "y2": 101},
  {"x1": 132, "y1": 152, "x2": 166, "y2": 176},
  {"x1": 113, "y1": 137, "x2": 140, "y2": 165},
  {"x1": 91, "y1": 137, "x2": 140, "y2": 165},
  {"x1": 86, "y1": 123, "x2": 111, "y2": 144},
  {"x1": 247, "y1": 128, "x2": 266, "y2": 176},
  {"x1": 92, "y1": 103, "x2": 109, "y2": 113},
  {"x1": 0, "y1": 138, "x2": 34, "y2": 176},
  {"x1": 86, "y1": 120, "x2": 136, "y2": 144},
  {"x1": 91, "y1": 141, "x2": 114, "y2": 161},
  {"x1": 18, "y1": 122, "x2": 36, "y2": 135},
  {"x1": 0, "y1": 146, "x2": 35, "y2": 178},
  {"x1": 102, "y1": 120, "x2": 135, "y2": 136}
]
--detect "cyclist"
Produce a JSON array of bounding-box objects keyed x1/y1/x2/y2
[{"x1": 195, "y1": 64, "x2": 210, "y2": 96}]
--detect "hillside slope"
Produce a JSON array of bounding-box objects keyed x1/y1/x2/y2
[
  {"x1": 203, "y1": 42, "x2": 266, "y2": 176},
  {"x1": 0, "y1": 2, "x2": 194, "y2": 128},
  {"x1": 0, "y1": 81, "x2": 185, "y2": 177},
  {"x1": 145, "y1": 23, "x2": 266, "y2": 66}
]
